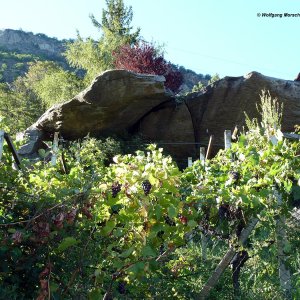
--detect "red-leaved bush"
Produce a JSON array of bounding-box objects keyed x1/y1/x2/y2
[{"x1": 113, "y1": 42, "x2": 183, "y2": 93}]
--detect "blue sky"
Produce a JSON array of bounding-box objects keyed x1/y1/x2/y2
[{"x1": 1, "y1": 0, "x2": 299, "y2": 80}]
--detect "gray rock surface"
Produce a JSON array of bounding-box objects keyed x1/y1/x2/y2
[
  {"x1": 0, "y1": 29, "x2": 65, "y2": 57},
  {"x1": 31, "y1": 69, "x2": 171, "y2": 139},
  {"x1": 184, "y1": 71, "x2": 300, "y2": 149},
  {"x1": 20, "y1": 70, "x2": 300, "y2": 163}
]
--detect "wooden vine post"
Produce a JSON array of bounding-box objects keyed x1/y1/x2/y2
[
  {"x1": 197, "y1": 217, "x2": 258, "y2": 299},
  {"x1": 199, "y1": 146, "x2": 208, "y2": 261},
  {"x1": 199, "y1": 147, "x2": 205, "y2": 162},
  {"x1": 188, "y1": 157, "x2": 193, "y2": 167},
  {"x1": 197, "y1": 130, "x2": 259, "y2": 299},
  {"x1": 274, "y1": 189, "x2": 292, "y2": 299},
  {"x1": 224, "y1": 129, "x2": 231, "y2": 150},
  {"x1": 0, "y1": 130, "x2": 4, "y2": 161},
  {"x1": 205, "y1": 135, "x2": 214, "y2": 160},
  {"x1": 4, "y1": 132, "x2": 21, "y2": 169},
  {"x1": 51, "y1": 132, "x2": 59, "y2": 166}
]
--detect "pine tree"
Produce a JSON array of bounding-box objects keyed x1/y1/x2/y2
[{"x1": 90, "y1": 0, "x2": 140, "y2": 44}]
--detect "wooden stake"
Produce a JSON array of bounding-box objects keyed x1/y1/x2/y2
[
  {"x1": 232, "y1": 126, "x2": 238, "y2": 140},
  {"x1": 188, "y1": 157, "x2": 193, "y2": 167},
  {"x1": 199, "y1": 147, "x2": 205, "y2": 162},
  {"x1": 274, "y1": 189, "x2": 292, "y2": 299},
  {"x1": 51, "y1": 132, "x2": 59, "y2": 166},
  {"x1": 224, "y1": 130, "x2": 231, "y2": 150},
  {"x1": 206, "y1": 135, "x2": 214, "y2": 160},
  {"x1": 4, "y1": 133, "x2": 21, "y2": 169},
  {"x1": 196, "y1": 217, "x2": 259, "y2": 299},
  {"x1": 0, "y1": 130, "x2": 4, "y2": 161}
]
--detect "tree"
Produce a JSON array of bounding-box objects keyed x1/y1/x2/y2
[
  {"x1": 192, "y1": 73, "x2": 220, "y2": 93},
  {"x1": 65, "y1": 30, "x2": 128, "y2": 84},
  {"x1": 113, "y1": 42, "x2": 183, "y2": 93},
  {"x1": 18, "y1": 61, "x2": 84, "y2": 108},
  {"x1": 0, "y1": 82, "x2": 41, "y2": 134},
  {"x1": 65, "y1": 0, "x2": 140, "y2": 84},
  {"x1": 0, "y1": 61, "x2": 84, "y2": 134},
  {"x1": 90, "y1": 0, "x2": 140, "y2": 45},
  {"x1": 208, "y1": 73, "x2": 220, "y2": 85}
]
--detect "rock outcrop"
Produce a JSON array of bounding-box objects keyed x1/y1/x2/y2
[
  {"x1": 0, "y1": 29, "x2": 66, "y2": 57},
  {"x1": 31, "y1": 69, "x2": 171, "y2": 139},
  {"x1": 184, "y1": 72, "x2": 300, "y2": 148},
  {"x1": 20, "y1": 70, "x2": 300, "y2": 164}
]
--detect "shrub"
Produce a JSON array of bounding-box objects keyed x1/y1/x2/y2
[{"x1": 113, "y1": 42, "x2": 183, "y2": 93}]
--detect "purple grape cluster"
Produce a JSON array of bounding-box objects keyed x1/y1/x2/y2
[
  {"x1": 142, "y1": 180, "x2": 152, "y2": 195},
  {"x1": 111, "y1": 182, "x2": 122, "y2": 198},
  {"x1": 164, "y1": 215, "x2": 176, "y2": 226},
  {"x1": 118, "y1": 281, "x2": 126, "y2": 294},
  {"x1": 230, "y1": 171, "x2": 240, "y2": 181}
]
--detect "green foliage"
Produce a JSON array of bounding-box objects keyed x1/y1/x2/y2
[
  {"x1": 0, "y1": 83, "x2": 42, "y2": 134},
  {"x1": 191, "y1": 73, "x2": 220, "y2": 93},
  {"x1": 0, "y1": 60, "x2": 83, "y2": 134},
  {"x1": 65, "y1": 30, "x2": 128, "y2": 84},
  {"x1": 192, "y1": 81, "x2": 205, "y2": 93},
  {"x1": 90, "y1": 0, "x2": 140, "y2": 44},
  {"x1": 20, "y1": 61, "x2": 84, "y2": 108},
  {"x1": 0, "y1": 49, "x2": 55, "y2": 83},
  {"x1": 65, "y1": 0, "x2": 140, "y2": 84},
  {"x1": 208, "y1": 73, "x2": 220, "y2": 85}
]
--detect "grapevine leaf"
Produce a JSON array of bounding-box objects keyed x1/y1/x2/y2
[
  {"x1": 88, "y1": 288, "x2": 102, "y2": 300},
  {"x1": 57, "y1": 237, "x2": 78, "y2": 252},
  {"x1": 120, "y1": 246, "x2": 135, "y2": 258},
  {"x1": 141, "y1": 245, "x2": 156, "y2": 257},
  {"x1": 155, "y1": 204, "x2": 162, "y2": 220},
  {"x1": 168, "y1": 205, "x2": 177, "y2": 218},
  {"x1": 128, "y1": 261, "x2": 145, "y2": 276},
  {"x1": 102, "y1": 219, "x2": 116, "y2": 235},
  {"x1": 187, "y1": 220, "x2": 197, "y2": 229}
]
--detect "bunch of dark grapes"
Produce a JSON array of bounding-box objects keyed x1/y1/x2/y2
[
  {"x1": 118, "y1": 281, "x2": 126, "y2": 294},
  {"x1": 142, "y1": 180, "x2": 152, "y2": 195},
  {"x1": 229, "y1": 171, "x2": 240, "y2": 181},
  {"x1": 218, "y1": 204, "x2": 231, "y2": 220},
  {"x1": 164, "y1": 215, "x2": 176, "y2": 226},
  {"x1": 112, "y1": 182, "x2": 122, "y2": 198}
]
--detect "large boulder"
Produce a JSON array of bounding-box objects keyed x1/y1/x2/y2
[
  {"x1": 19, "y1": 70, "x2": 300, "y2": 163},
  {"x1": 19, "y1": 69, "x2": 172, "y2": 158},
  {"x1": 183, "y1": 71, "x2": 300, "y2": 148},
  {"x1": 31, "y1": 69, "x2": 172, "y2": 139}
]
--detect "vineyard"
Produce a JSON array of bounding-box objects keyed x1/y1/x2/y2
[{"x1": 0, "y1": 94, "x2": 300, "y2": 299}]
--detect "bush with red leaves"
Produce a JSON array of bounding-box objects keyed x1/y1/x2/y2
[{"x1": 113, "y1": 42, "x2": 183, "y2": 93}]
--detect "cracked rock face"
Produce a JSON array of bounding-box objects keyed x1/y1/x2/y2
[
  {"x1": 31, "y1": 69, "x2": 171, "y2": 139},
  {"x1": 138, "y1": 72, "x2": 300, "y2": 159},
  {"x1": 20, "y1": 70, "x2": 300, "y2": 162}
]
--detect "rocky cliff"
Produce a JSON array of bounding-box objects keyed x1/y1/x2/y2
[
  {"x1": 19, "y1": 70, "x2": 300, "y2": 165},
  {"x1": 0, "y1": 29, "x2": 70, "y2": 82},
  {"x1": 0, "y1": 29, "x2": 67, "y2": 57}
]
